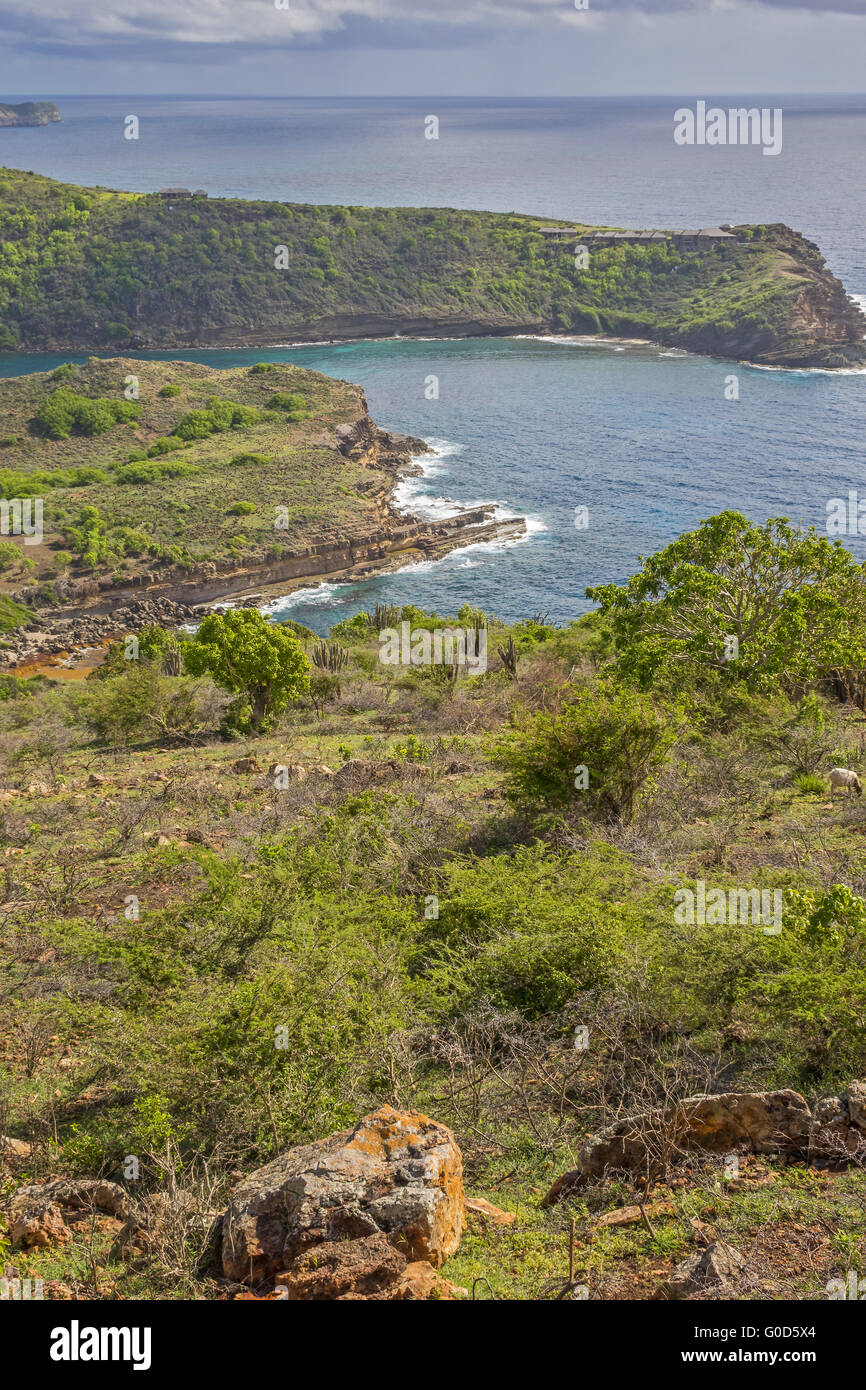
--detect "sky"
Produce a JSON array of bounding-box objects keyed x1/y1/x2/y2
[{"x1": 1, "y1": 0, "x2": 865, "y2": 97}]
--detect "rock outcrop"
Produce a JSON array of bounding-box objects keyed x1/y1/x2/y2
[
  {"x1": 221, "y1": 1104, "x2": 464, "y2": 1288},
  {"x1": 810, "y1": 1079, "x2": 866, "y2": 1162},
  {"x1": 544, "y1": 1089, "x2": 813, "y2": 1199},
  {"x1": 272, "y1": 1231, "x2": 463, "y2": 1300},
  {"x1": 662, "y1": 1241, "x2": 746, "y2": 1300},
  {"x1": 6, "y1": 1179, "x2": 128, "y2": 1249}
]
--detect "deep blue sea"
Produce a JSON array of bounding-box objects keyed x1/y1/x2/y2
[{"x1": 2, "y1": 96, "x2": 865, "y2": 630}]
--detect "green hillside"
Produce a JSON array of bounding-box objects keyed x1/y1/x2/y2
[{"x1": 0, "y1": 167, "x2": 864, "y2": 366}]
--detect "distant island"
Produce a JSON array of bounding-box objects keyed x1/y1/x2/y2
[
  {"x1": 0, "y1": 165, "x2": 863, "y2": 367},
  {"x1": 0, "y1": 102, "x2": 60, "y2": 128}
]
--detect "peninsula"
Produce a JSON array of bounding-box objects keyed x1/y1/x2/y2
[
  {"x1": 0, "y1": 357, "x2": 524, "y2": 667},
  {"x1": 0, "y1": 167, "x2": 863, "y2": 367}
]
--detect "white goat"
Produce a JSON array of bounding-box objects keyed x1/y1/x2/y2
[{"x1": 829, "y1": 767, "x2": 862, "y2": 797}]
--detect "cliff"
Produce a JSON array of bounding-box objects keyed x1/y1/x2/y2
[
  {"x1": 0, "y1": 103, "x2": 60, "y2": 128},
  {"x1": 0, "y1": 168, "x2": 862, "y2": 367}
]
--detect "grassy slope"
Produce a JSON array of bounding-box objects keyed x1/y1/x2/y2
[
  {"x1": 0, "y1": 617, "x2": 865, "y2": 1299},
  {"x1": 0, "y1": 167, "x2": 863, "y2": 365}
]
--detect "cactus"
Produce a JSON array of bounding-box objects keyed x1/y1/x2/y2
[
  {"x1": 497, "y1": 634, "x2": 519, "y2": 678},
  {"x1": 312, "y1": 641, "x2": 348, "y2": 672},
  {"x1": 374, "y1": 602, "x2": 401, "y2": 630}
]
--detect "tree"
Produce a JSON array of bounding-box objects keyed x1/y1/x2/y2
[
  {"x1": 183, "y1": 608, "x2": 309, "y2": 731},
  {"x1": 586, "y1": 511, "x2": 866, "y2": 694}
]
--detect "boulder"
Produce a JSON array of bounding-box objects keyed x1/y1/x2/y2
[
  {"x1": 273, "y1": 1233, "x2": 463, "y2": 1301},
  {"x1": 810, "y1": 1080, "x2": 866, "y2": 1161},
  {"x1": 544, "y1": 1089, "x2": 812, "y2": 1197},
  {"x1": 268, "y1": 762, "x2": 307, "y2": 783},
  {"x1": 275, "y1": 1232, "x2": 406, "y2": 1300},
  {"x1": 232, "y1": 757, "x2": 259, "y2": 774},
  {"x1": 663, "y1": 1241, "x2": 745, "y2": 1299},
  {"x1": 8, "y1": 1199, "x2": 72, "y2": 1249},
  {"x1": 221, "y1": 1104, "x2": 464, "y2": 1285},
  {"x1": 6, "y1": 1178, "x2": 129, "y2": 1249}
]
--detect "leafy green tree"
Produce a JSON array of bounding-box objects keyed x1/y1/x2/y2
[
  {"x1": 183, "y1": 608, "x2": 309, "y2": 731},
  {"x1": 587, "y1": 511, "x2": 866, "y2": 694}
]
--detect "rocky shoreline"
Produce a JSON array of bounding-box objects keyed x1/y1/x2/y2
[{"x1": 0, "y1": 424, "x2": 527, "y2": 673}]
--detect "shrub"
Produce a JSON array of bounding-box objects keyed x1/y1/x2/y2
[
  {"x1": 227, "y1": 501, "x2": 255, "y2": 516},
  {"x1": 793, "y1": 773, "x2": 826, "y2": 796},
  {"x1": 147, "y1": 436, "x2": 187, "y2": 457},
  {"x1": 266, "y1": 391, "x2": 307, "y2": 420},
  {"x1": 159, "y1": 384, "x2": 182, "y2": 398},
  {"x1": 230, "y1": 453, "x2": 273, "y2": 467},
  {"x1": 173, "y1": 399, "x2": 262, "y2": 440},
  {"x1": 79, "y1": 663, "x2": 167, "y2": 746},
  {"x1": 115, "y1": 460, "x2": 199, "y2": 484},
  {"x1": 0, "y1": 540, "x2": 23, "y2": 573},
  {"x1": 35, "y1": 388, "x2": 140, "y2": 439},
  {"x1": 495, "y1": 680, "x2": 679, "y2": 821}
]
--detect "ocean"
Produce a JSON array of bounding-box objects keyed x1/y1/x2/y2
[{"x1": 1, "y1": 96, "x2": 865, "y2": 630}]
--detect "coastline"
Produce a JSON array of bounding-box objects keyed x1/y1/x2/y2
[
  {"x1": 0, "y1": 435, "x2": 528, "y2": 675},
  {"x1": 6, "y1": 326, "x2": 860, "y2": 373}
]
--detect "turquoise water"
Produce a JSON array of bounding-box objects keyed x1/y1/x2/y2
[
  {"x1": 4, "y1": 93, "x2": 866, "y2": 630},
  {"x1": 2, "y1": 335, "x2": 865, "y2": 631}
]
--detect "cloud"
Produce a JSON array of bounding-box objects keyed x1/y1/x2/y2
[{"x1": 1, "y1": 0, "x2": 864, "y2": 62}]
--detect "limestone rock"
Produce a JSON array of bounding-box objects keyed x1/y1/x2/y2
[
  {"x1": 275, "y1": 1232, "x2": 406, "y2": 1300},
  {"x1": 274, "y1": 1233, "x2": 463, "y2": 1301},
  {"x1": 6, "y1": 1178, "x2": 129, "y2": 1248},
  {"x1": 232, "y1": 757, "x2": 260, "y2": 774},
  {"x1": 221, "y1": 1104, "x2": 464, "y2": 1284},
  {"x1": 9, "y1": 1199, "x2": 72, "y2": 1249},
  {"x1": 465, "y1": 1197, "x2": 516, "y2": 1226},
  {"x1": 810, "y1": 1079, "x2": 866, "y2": 1161},
  {"x1": 664, "y1": 1241, "x2": 745, "y2": 1299},
  {"x1": 544, "y1": 1089, "x2": 811, "y2": 1197},
  {"x1": 268, "y1": 762, "x2": 307, "y2": 783}
]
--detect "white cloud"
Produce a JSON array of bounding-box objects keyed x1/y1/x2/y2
[{"x1": 0, "y1": 0, "x2": 864, "y2": 58}]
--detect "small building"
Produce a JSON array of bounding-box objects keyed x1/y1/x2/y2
[
  {"x1": 158, "y1": 187, "x2": 192, "y2": 199},
  {"x1": 586, "y1": 230, "x2": 669, "y2": 245},
  {"x1": 673, "y1": 227, "x2": 736, "y2": 247},
  {"x1": 192, "y1": 189, "x2": 208, "y2": 199},
  {"x1": 537, "y1": 225, "x2": 582, "y2": 240}
]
